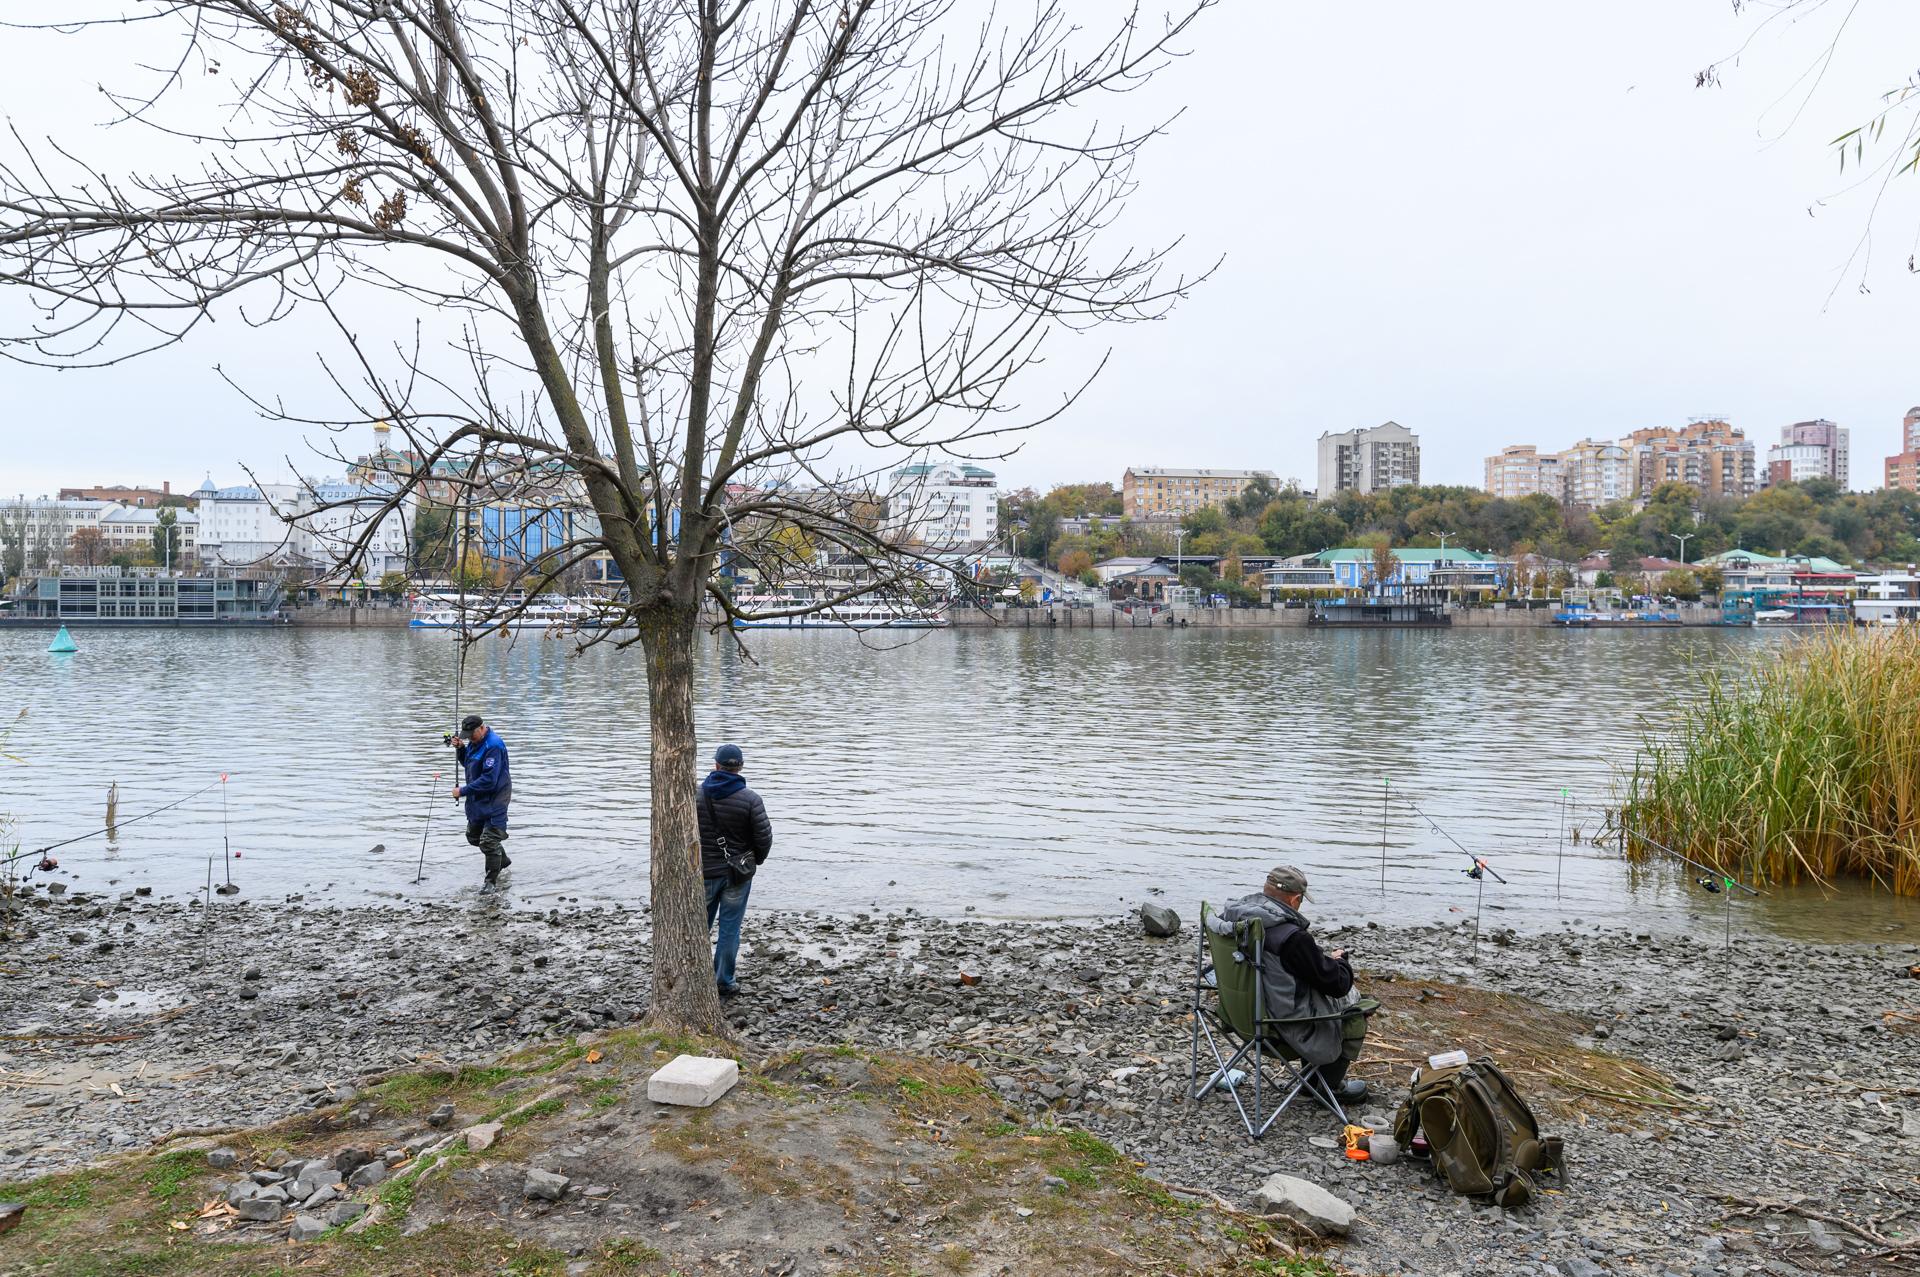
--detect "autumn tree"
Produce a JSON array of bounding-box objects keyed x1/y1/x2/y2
[
  {"x1": 0, "y1": 0, "x2": 1204, "y2": 1032},
  {"x1": 68, "y1": 526, "x2": 106, "y2": 568}
]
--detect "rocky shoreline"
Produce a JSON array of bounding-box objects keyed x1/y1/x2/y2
[{"x1": 4, "y1": 883, "x2": 1918, "y2": 1277}]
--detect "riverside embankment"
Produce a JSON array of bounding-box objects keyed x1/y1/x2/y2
[{"x1": 5, "y1": 885, "x2": 1916, "y2": 1276}]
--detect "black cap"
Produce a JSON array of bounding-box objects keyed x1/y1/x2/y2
[
  {"x1": 714, "y1": 743, "x2": 744, "y2": 768},
  {"x1": 460, "y1": 715, "x2": 484, "y2": 734}
]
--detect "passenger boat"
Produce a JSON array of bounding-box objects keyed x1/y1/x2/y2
[
  {"x1": 409, "y1": 595, "x2": 616, "y2": 634},
  {"x1": 732, "y1": 599, "x2": 949, "y2": 630}
]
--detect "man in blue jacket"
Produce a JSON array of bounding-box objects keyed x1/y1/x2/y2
[
  {"x1": 696, "y1": 743, "x2": 773, "y2": 996},
  {"x1": 452, "y1": 714, "x2": 512, "y2": 890}
]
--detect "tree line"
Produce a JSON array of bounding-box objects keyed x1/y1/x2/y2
[{"x1": 1005, "y1": 477, "x2": 1920, "y2": 579}]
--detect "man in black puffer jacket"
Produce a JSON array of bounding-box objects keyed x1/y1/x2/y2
[
  {"x1": 695, "y1": 743, "x2": 773, "y2": 997},
  {"x1": 1222, "y1": 864, "x2": 1370, "y2": 1102}
]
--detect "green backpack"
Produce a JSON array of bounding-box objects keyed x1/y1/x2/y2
[{"x1": 1392, "y1": 1057, "x2": 1566, "y2": 1209}]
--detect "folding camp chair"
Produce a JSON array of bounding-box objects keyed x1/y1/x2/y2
[{"x1": 1187, "y1": 901, "x2": 1378, "y2": 1139}]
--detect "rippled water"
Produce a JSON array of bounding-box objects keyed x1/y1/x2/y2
[{"x1": 2, "y1": 625, "x2": 1914, "y2": 943}]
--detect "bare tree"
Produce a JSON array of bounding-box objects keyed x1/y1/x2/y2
[{"x1": 0, "y1": 0, "x2": 1206, "y2": 1031}]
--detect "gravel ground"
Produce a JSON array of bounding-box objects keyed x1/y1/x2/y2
[{"x1": 3, "y1": 880, "x2": 1918, "y2": 1277}]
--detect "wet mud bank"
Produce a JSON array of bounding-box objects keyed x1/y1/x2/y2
[{"x1": 3, "y1": 884, "x2": 1918, "y2": 1276}]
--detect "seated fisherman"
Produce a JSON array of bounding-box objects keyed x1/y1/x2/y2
[{"x1": 1221, "y1": 864, "x2": 1370, "y2": 1102}]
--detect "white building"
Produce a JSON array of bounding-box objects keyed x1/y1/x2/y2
[
  {"x1": 1769, "y1": 419, "x2": 1849, "y2": 488},
  {"x1": 301, "y1": 480, "x2": 412, "y2": 579},
  {"x1": 1317, "y1": 421, "x2": 1420, "y2": 495},
  {"x1": 883, "y1": 462, "x2": 998, "y2": 550},
  {"x1": 98, "y1": 505, "x2": 198, "y2": 565},
  {"x1": 0, "y1": 496, "x2": 115, "y2": 571},
  {"x1": 193, "y1": 476, "x2": 411, "y2": 576}
]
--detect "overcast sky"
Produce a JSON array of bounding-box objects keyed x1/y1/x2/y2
[{"x1": 4, "y1": 1, "x2": 1920, "y2": 498}]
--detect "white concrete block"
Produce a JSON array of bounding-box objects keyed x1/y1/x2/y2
[{"x1": 646, "y1": 1054, "x2": 740, "y2": 1108}]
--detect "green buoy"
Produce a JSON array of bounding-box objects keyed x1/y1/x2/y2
[{"x1": 48, "y1": 625, "x2": 78, "y2": 654}]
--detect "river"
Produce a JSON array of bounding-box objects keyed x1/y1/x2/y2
[{"x1": 3, "y1": 625, "x2": 1914, "y2": 944}]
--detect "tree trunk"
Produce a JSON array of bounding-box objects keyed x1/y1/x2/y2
[{"x1": 639, "y1": 604, "x2": 726, "y2": 1035}]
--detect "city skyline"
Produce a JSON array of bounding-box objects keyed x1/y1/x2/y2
[{"x1": 6, "y1": 4, "x2": 1920, "y2": 497}]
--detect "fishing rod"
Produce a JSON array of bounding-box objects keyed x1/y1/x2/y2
[
  {"x1": 1400, "y1": 797, "x2": 1506, "y2": 964},
  {"x1": 11, "y1": 776, "x2": 227, "y2": 866},
  {"x1": 1402, "y1": 799, "x2": 1508, "y2": 884},
  {"x1": 1620, "y1": 825, "x2": 1763, "y2": 897},
  {"x1": 413, "y1": 771, "x2": 440, "y2": 884},
  {"x1": 215, "y1": 773, "x2": 239, "y2": 895}
]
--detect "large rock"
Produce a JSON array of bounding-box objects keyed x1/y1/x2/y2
[
  {"x1": 234, "y1": 1197, "x2": 286, "y2": 1223},
  {"x1": 205, "y1": 1149, "x2": 239, "y2": 1170},
  {"x1": 288, "y1": 1213, "x2": 328, "y2": 1242},
  {"x1": 1139, "y1": 903, "x2": 1181, "y2": 937},
  {"x1": 646, "y1": 1054, "x2": 739, "y2": 1108},
  {"x1": 326, "y1": 1201, "x2": 368, "y2": 1228},
  {"x1": 524, "y1": 1169, "x2": 570, "y2": 1202},
  {"x1": 1251, "y1": 1173, "x2": 1355, "y2": 1237},
  {"x1": 347, "y1": 1161, "x2": 388, "y2": 1190},
  {"x1": 0, "y1": 1203, "x2": 23, "y2": 1236},
  {"x1": 464, "y1": 1122, "x2": 503, "y2": 1152},
  {"x1": 332, "y1": 1147, "x2": 375, "y2": 1179}
]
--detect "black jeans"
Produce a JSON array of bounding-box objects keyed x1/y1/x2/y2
[{"x1": 465, "y1": 821, "x2": 511, "y2": 880}]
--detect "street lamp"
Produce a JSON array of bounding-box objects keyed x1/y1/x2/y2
[{"x1": 1670, "y1": 532, "x2": 1694, "y2": 566}]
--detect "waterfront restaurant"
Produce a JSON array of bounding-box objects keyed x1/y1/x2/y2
[
  {"x1": 7, "y1": 568, "x2": 283, "y2": 623},
  {"x1": 1314, "y1": 547, "x2": 1509, "y2": 600}
]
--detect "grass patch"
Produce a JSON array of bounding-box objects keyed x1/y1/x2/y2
[
  {"x1": 502, "y1": 1096, "x2": 567, "y2": 1127},
  {"x1": 370, "y1": 1064, "x2": 517, "y2": 1116},
  {"x1": 1, "y1": 1169, "x2": 100, "y2": 1211},
  {"x1": 1244, "y1": 1258, "x2": 1340, "y2": 1277},
  {"x1": 1050, "y1": 1164, "x2": 1098, "y2": 1189},
  {"x1": 597, "y1": 1237, "x2": 666, "y2": 1270},
  {"x1": 580, "y1": 1077, "x2": 624, "y2": 1110},
  {"x1": 143, "y1": 1151, "x2": 203, "y2": 1210},
  {"x1": 1621, "y1": 626, "x2": 1920, "y2": 895}
]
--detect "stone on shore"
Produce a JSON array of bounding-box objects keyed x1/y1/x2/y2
[
  {"x1": 465, "y1": 1122, "x2": 503, "y2": 1152},
  {"x1": 1251, "y1": 1173, "x2": 1354, "y2": 1237},
  {"x1": 234, "y1": 1196, "x2": 285, "y2": 1223},
  {"x1": 326, "y1": 1200, "x2": 367, "y2": 1227},
  {"x1": 0, "y1": 1202, "x2": 23, "y2": 1236},
  {"x1": 524, "y1": 1168, "x2": 570, "y2": 1202},
  {"x1": 288, "y1": 1213, "x2": 328, "y2": 1242},
  {"x1": 347, "y1": 1161, "x2": 388, "y2": 1190},
  {"x1": 1139, "y1": 903, "x2": 1181, "y2": 937},
  {"x1": 205, "y1": 1149, "x2": 238, "y2": 1170},
  {"x1": 646, "y1": 1054, "x2": 739, "y2": 1108},
  {"x1": 428, "y1": 1103, "x2": 456, "y2": 1128}
]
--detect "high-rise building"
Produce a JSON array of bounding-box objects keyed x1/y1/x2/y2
[
  {"x1": 883, "y1": 462, "x2": 998, "y2": 549},
  {"x1": 1317, "y1": 421, "x2": 1420, "y2": 495},
  {"x1": 1121, "y1": 467, "x2": 1278, "y2": 520},
  {"x1": 1560, "y1": 439, "x2": 1633, "y2": 508},
  {"x1": 1626, "y1": 421, "x2": 1757, "y2": 501},
  {"x1": 1484, "y1": 446, "x2": 1563, "y2": 500},
  {"x1": 1884, "y1": 407, "x2": 1920, "y2": 493},
  {"x1": 1766, "y1": 418, "x2": 1849, "y2": 487}
]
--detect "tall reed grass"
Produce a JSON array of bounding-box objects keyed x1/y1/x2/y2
[{"x1": 1620, "y1": 627, "x2": 1920, "y2": 896}]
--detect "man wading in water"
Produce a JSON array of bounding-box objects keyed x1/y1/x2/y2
[
  {"x1": 695, "y1": 744, "x2": 773, "y2": 997},
  {"x1": 451, "y1": 714, "x2": 512, "y2": 892}
]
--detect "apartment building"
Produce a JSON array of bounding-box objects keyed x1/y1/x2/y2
[
  {"x1": 1121, "y1": 467, "x2": 1278, "y2": 520},
  {"x1": 1316, "y1": 421, "x2": 1420, "y2": 495},
  {"x1": 1626, "y1": 421, "x2": 1757, "y2": 501},
  {"x1": 1766, "y1": 419, "x2": 1849, "y2": 488},
  {"x1": 1484, "y1": 446, "x2": 1563, "y2": 500},
  {"x1": 1884, "y1": 407, "x2": 1920, "y2": 493}
]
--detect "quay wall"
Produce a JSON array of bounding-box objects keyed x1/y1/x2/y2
[
  {"x1": 950, "y1": 604, "x2": 1726, "y2": 629},
  {"x1": 287, "y1": 607, "x2": 412, "y2": 629}
]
